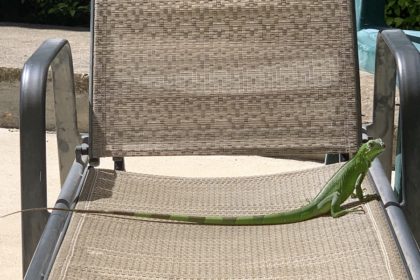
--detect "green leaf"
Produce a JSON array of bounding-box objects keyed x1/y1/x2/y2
[
  {"x1": 387, "y1": 0, "x2": 397, "y2": 6},
  {"x1": 56, "y1": 3, "x2": 68, "y2": 9},
  {"x1": 394, "y1": 17, "x2": 405, "y2": 27},
  {"x1": 77, "y1": 6, "x2": 89, "y2": 12},
  {"x1": 385, "y1": 18, "x2": 394, "y2": 26},
  {"x1": 47, "y1": 7, "x2": 57, "y2": 15}
]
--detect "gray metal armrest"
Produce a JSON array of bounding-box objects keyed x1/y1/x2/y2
[
  {"x1": 367, "y1": 30, "x2": 420, "y2": 177},
  {"x1": 370, "y1": 159, "x2": 420, "y2": 278},
  {"x1": 20, "y1": 39, "x2": 81, "y2": 274},
  {"x1": 25, "y1": 153, "x2": 89, "y2": 279},
  {"x1": 367, "y1": 30, "x2": 420, "y2": 242}
]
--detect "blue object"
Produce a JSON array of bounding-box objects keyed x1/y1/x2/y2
[{"x1": 355, "y1": 0, "x2": 420, "y2": 73}]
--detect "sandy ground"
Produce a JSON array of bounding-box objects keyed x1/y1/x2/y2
[
  {"x1": 0, "y1": 128, "x2": 322, "y2": 278},
  {"x1": 0, "y1": 23, "x2": 89, "y2": 74}
]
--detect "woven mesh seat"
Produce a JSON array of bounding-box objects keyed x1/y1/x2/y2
[{"x1": 50, "y1": 164, "x2": 407, "y2": 279}]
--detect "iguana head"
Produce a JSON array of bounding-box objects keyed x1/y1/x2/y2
[{"x1": 357, "y1": 139, "x2": 385, "y2": 161}]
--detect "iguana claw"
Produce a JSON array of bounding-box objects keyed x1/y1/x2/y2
[{"x1": 348, "y1": 205, "x2": 365, "y2": 214}]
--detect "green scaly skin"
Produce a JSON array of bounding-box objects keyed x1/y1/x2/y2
[
  {"x1": 2, "y1": 139, "x2": 385, "y2": 225},
  {"x1": 127, "y1": 139, "x2": 385, "y2": 225}
]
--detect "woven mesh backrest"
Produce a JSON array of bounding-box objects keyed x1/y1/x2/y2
[{"x1": 91, "y1": 0, "x2": 361, "y2": 157}]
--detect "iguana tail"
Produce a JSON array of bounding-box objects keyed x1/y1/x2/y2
[
  {"x1": 1, "y1": 205, "x2": 321, "y2": 225},
  {"x1": 132, "y1": 205, "x2": 320, "y2": 225}
]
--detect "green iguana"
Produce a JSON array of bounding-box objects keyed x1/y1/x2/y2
[{"x1": 2, "y1": 139, "x2": 385, "y2": 225}]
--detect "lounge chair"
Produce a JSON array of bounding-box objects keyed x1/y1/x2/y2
[{"x1": 20, "y1": 0, "x2": 420, "y2": 278}]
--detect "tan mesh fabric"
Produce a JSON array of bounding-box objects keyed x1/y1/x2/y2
[
  {"x1": 91, "y1": 0, "x2": 360, "y2": 157},
  {"x1": 50, "y1": 164, "x2": 407, "y2": 279}
]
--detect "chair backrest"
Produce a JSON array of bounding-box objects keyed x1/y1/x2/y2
[{"x1": 90, "y1": 0, "x2": 361, "y2": 158}]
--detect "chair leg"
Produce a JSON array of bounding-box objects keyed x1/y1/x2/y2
[{"x1": 113, "y1": 157, "x2": 126, "y2": 171}]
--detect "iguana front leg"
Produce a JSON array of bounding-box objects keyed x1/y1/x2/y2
[
  {"x1": 330, "y1": 192, "x2": 364, "y2": 218},
  {"x1": 351, "y1": 172, "x2": 366, "y2": 201}
]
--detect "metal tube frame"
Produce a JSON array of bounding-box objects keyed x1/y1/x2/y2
[
  {"x1": 366, "y1": 30, "x2": 420, "y2": 242},
  {"x1": 370, "y1": 159, "x2": 420, "y2": 278},
  {"x1": 25, "y1": 152, "x2": 89, "y2": 279},
  {"x1": 20, "y1": 39, "x2": 82, "y2": 274}
]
